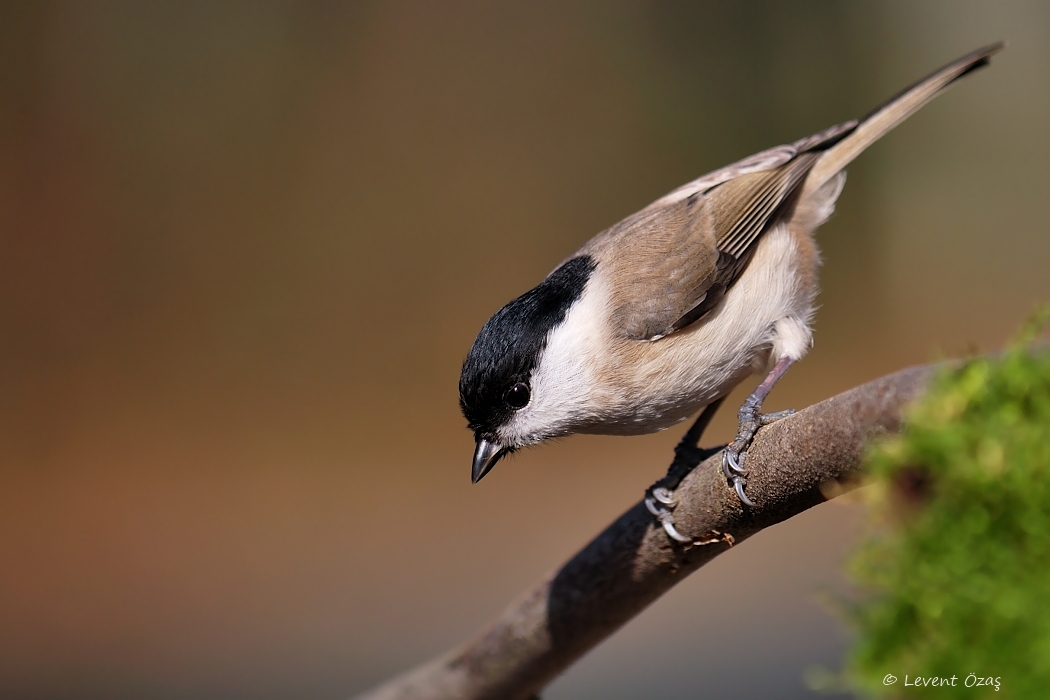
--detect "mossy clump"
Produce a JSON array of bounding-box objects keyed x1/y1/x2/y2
[{"x1": 846, "y1": 313, "x2": 1050, "y2": 699}]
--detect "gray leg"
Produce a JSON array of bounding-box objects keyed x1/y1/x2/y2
[
  {"x1": 722, "y1": 356, "x2": 795, "y2": 506},
  {"x1": 645, "y1": 398, "x2": 726, "y2": 543}
]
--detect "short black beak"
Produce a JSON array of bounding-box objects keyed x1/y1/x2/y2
[{"x1": 472, "y1": 438, "x2": 507, "y2": 484}]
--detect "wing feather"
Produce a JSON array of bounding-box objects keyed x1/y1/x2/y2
[
  {"x1": 592, "y1": 44, "x2": 1001, "y2": 342},
  {"x1": 596, "y1": 148, "x2": 828, "y2": 341}
]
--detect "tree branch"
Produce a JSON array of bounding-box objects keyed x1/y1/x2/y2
[{"x1": 355, "y1": 364, "x2": 937, "y2": 700}]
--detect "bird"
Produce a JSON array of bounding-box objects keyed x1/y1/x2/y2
[{"x1": 459, "y1": 43, "x2": 1004, "y2": 515}]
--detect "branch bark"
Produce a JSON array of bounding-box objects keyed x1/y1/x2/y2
[{"x1": 356, "y1": 363, "x2": 937, "y2": 700}]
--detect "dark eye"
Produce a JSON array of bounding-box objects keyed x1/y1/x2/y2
[{"x1": 504, "y1": 382, "x2": 531, "y2": 409}]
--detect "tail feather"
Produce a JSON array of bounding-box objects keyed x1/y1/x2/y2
[{"x1": 800, "y1": 42, "x2": 1005, "y2": 200}]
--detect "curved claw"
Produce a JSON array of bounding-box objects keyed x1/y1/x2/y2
[
  {"x1": 644, "y1": 495, "x2": 664, "y2": 518},
  {"x1": 651, "y1": 486, "x2": 677, "y2": 506},
  {"x1": 722, "y1": 448, "x2": 747, "y2": 477},
  {"x1": 733, "y1": 477, "x2": 756, "y2": 507},
  {"x1": 645, "y1": 493, "x2": 693, "y2": 543},
  {"x1": 661, "y1": 517, "x2": 693, "y2": 543}
]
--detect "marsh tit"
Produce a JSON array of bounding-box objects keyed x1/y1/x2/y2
[{"x1": 459, "y1": 44, "x2": 1003, "y2": 509}]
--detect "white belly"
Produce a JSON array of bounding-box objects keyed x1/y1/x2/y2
[
  {"x1": 565, "y1": 223, "x2": 816, "y2": 435},
  {"x1": 497, "y1": 223, "x2": 819, "y2": 446}
]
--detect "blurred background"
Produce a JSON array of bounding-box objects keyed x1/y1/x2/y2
[{"x1": 1, "y1": 2, "x2": 1048, "y2": 698}]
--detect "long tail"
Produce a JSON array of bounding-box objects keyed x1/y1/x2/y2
[{"x1": 799, "y1": 42, "x2": 1005, "y2": 200}]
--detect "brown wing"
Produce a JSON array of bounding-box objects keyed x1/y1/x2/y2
[
  {"x1": 593, "y1": 139, "x2": 836, "y2": 341},
  {"x1": 583, "y1": 196, "x2": 722, "y2": 341},
  {"x1": 589, "y1": 43, "x2": 1003, "y2": 342}
]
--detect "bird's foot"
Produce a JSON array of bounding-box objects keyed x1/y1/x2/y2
[
  {"x1": 721, "y1": 408, "x2": 795, "y2": 507},
  {"x1": 645, "y1": 399, "x2": 726, "y2": 544},
  {"x1": 645, "y1": 484, "x2": 736, "y2": 547},
  {"x1": 644, "y1": 486, "x2": 692, "y2": 543}
]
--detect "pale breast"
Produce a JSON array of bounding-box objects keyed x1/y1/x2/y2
[{"x1": 576, "y1": 221, "x2": 820, "y2": 435}]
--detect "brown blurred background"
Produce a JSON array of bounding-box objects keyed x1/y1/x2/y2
[{"x1": 1, "y1": 2, "x2": 1048, "y2": 698}]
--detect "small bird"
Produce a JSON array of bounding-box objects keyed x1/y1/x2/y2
[{"x1": 459, "y1": 43, "x2": 1003, "y2": 510}]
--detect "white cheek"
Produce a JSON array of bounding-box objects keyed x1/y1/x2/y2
[
  {"x1": 498, "y1": 282, "x2": 607, "y2": 446},
  {"x1": 497, "y1": 220, "x2": 822, "y2": 444}
]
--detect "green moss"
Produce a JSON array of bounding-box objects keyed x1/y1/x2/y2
[{"x1": 845, "y1": 310, "x2": 1050, "y2": 699}]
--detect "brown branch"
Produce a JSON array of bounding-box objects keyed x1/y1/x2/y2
[{"x1": 355, "y1": 363, "x2": 937, "y2": 700}]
